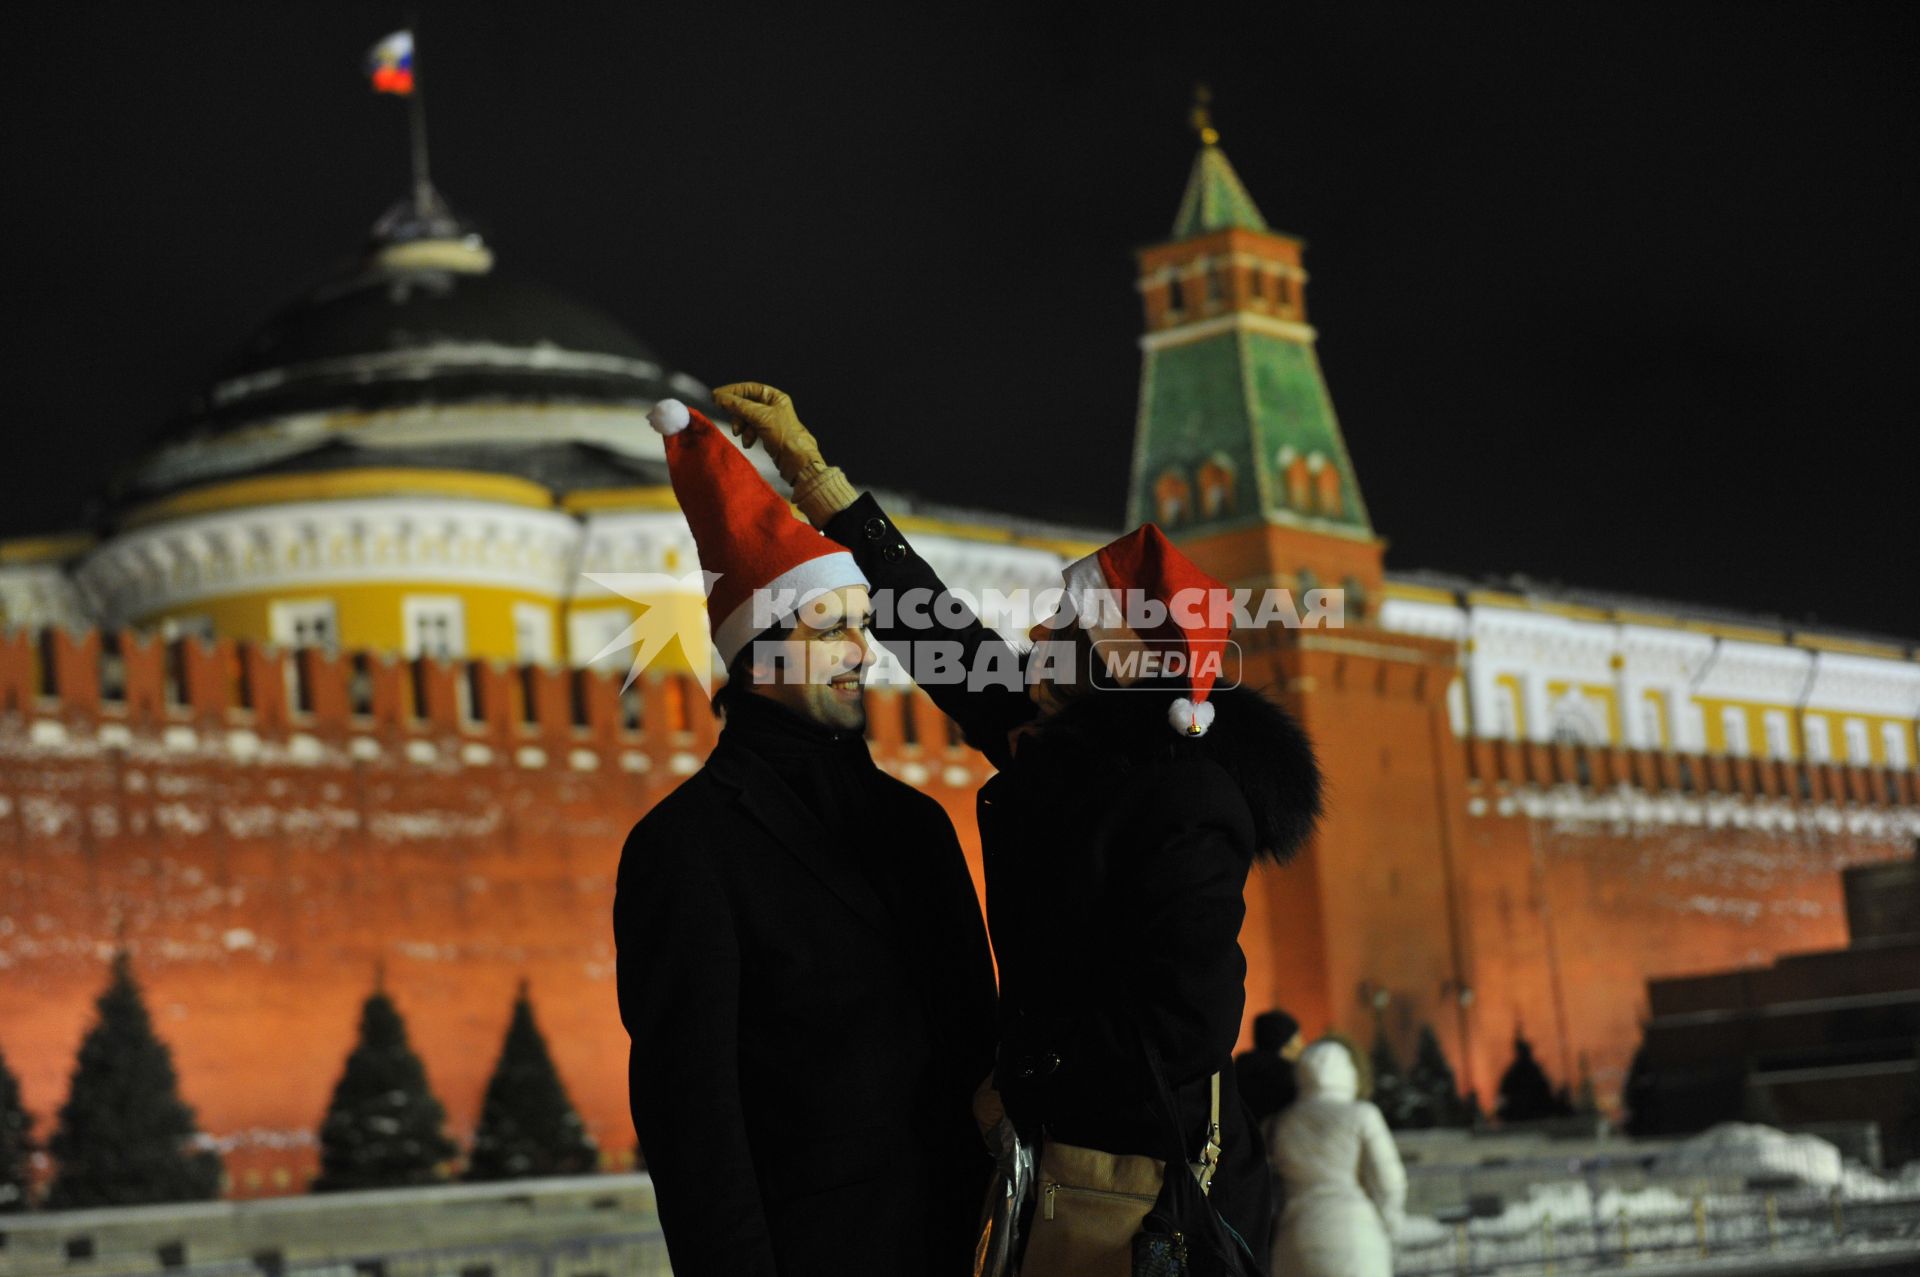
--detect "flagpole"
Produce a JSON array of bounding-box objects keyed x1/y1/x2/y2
[
  {"x1": 407, "y1": 13, "x2": 432, "y2": 219},
  {"x1": 409, "y1": 84, "x2": 432, "y2": 218}
]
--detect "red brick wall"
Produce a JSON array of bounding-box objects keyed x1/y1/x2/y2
[{"x1": 2, "y1": 626, "x2": 1914, "y2": 1197}]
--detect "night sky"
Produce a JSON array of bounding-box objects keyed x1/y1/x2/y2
[{"x1": 6, "y1": 4, "x2": 1917, "y2": 637}]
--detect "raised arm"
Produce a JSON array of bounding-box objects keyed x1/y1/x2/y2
[
  {"x1": 614, "y1": 828, "x2": 776, "y2": 1277},
  {"x1": 713, "y1": 383, "x2": 1036, "y2": 768}
]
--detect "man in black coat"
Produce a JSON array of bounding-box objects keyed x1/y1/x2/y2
[{"x1": 613, "y1": 400, "x2": 997, "y2": 1277}]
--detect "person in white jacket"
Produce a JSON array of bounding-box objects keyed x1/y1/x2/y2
[{"x1": 1266, "y1": 1039, "x2": 1408, "y2": 1277}]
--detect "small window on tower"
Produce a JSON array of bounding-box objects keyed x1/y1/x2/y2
[
  {"x1": 1341, "y1": 575, "x2": 1368, "y2": 623},
  {"x1": 1248, "y1": 270, "x2": 1265, "y2": 301},
  {"x1": 1204, "y1": 265, "x2": 1223, "y2": 308},
  {"x1": 1284, "y1": 455, "x2": 1312, "y2": 511},
  {"x1": 1153, "y1": 471, "x2": 1191, "y2": 525},
  {"x1": 1310, "y1": 455, "x2": 1343, "y2": 516},
  {"x1": 1196, "y1": 458, "x2": 1235, "y2": 518},
  {"x1": 1166, "y1": 272, "x2": 1186, "y2": 315}
]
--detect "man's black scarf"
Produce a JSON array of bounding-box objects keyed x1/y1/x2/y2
[{"x1": 720, "y1": 690, "x2": 882, "y2": 862}]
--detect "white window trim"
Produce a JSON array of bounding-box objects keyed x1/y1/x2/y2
[
  {"x1": 1721, "y1": 705, "x2": 1750, "y2": 758},
  {"x1": 269, "y1": 598, "x2": 338, "y2": 650},
  {"x1": 403, "y1": 595, "x2": 467, "y2": 660},
  {"x1": 513, "y1": 602, "x2": 556, "y2": 666}
]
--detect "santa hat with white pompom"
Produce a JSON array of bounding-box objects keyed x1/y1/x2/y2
[
  {"x1": 1057, "y1": 523, "x2": 1232, "y2": 736},
  {"x1": 647, "y1": 398, "x2": 868, "y2": 666}
]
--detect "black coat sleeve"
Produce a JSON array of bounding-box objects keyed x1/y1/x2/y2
[
  {"x1": 614, "y1": 821, "x2": 776, "y2": 1277},
  {"x1": 824, "y1": 494, "x2": 1035, "y2": 770}
]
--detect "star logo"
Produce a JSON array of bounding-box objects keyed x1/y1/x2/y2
[{"x1": 580, "y1": 569, "x2": 723, "y2": 693}]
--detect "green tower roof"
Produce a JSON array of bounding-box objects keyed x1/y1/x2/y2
[{"x1": 1171, "y1": 144, "x2": 1269, "y2": 238}]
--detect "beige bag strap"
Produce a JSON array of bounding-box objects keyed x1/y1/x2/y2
[{"x1": 1193, "y1": 1071, "x2": 1223, "y2": 1196}]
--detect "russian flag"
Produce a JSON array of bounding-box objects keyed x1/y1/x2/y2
[{"x1": 366, "y1": 30, "x2": 414, "y2": 96}]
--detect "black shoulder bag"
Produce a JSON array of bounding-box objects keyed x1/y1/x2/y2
[{"x1": 1132, "y1": 1032, "x2": 1262, "y2": 1277}]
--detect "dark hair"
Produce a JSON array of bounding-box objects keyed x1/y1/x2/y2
[
  {"x1": 710, "y1": 620, "x2": 795, "y2": 718},
  {"x1": 1253, "y1": 1009, "x2": 1301, "y2": 1051}
]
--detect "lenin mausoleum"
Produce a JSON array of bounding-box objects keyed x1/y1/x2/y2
[{"x1": 2, "y1": 136, "x2": 1917, "y2": 1196}]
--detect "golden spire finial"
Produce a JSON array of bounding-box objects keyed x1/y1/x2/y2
[{"x1": 1190, "y1": 82, "x2": 1219, "y2": 147}]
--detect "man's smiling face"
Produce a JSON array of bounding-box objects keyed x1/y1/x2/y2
[{"x1": 745, "y1": 586, "x2": 874, "y2": 733}]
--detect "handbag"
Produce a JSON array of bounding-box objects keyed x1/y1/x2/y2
[
  {"x1": 1017, "y1": 1029, "x2": 1229, "y2": 1277},
  {"x1": 1133, "y1": 1038, "x2": 1261, "y2": 1277}
]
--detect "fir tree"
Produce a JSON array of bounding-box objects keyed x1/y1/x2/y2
[
  {"x1": 1406, "y1": 1024, "x2": 1468, "y2": 1128},
  {"x1": 1496, "y1": 1032, "x2": 1561, "y2": 1124},
  {"x1": 46, "y1": 953, "x2": 221, "y2": 1209},
  {"x1": 0, "y1": 1040, "x2": 34, "y2": 1211},
  {"x1": 314, "y1": 984, "x2": 456, "y2": 1191},
  {"x1": 465, "y1": 983, "x2": 598, "y2": 1181}
]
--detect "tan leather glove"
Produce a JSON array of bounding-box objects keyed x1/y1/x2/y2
[
  {"x1": 711, "y1": 382, "x2": 820, "y2": 484},
  {"x1": 711, "y1": 381, "x2": 858, "y2": 526}
]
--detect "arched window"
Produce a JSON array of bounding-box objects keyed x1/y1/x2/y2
[
  {"x1": 1309, "y1": 453, "x2": 1343, "y2": 516},
  {"x1": 1281, "y1": 449, "x2": 1311, "y2": 510},
  {"x1": 1196, "y1": 457, "x2": 1236, "y2": 518},
  {"x1": 1154, "y1": 470, "x2": 1192, "y2": 525},
  {"x1": 1204, "y1": 264, "x2": 1224, "y2": 308},
  {"x1": 1248, "y1": 270, "x2": 1265, "y2": 302},
  {"x1": 1166, "y1": 272, "x2": 1186, "y2": 315}
]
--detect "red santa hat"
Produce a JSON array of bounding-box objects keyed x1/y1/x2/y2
[
  {"x1": 648, "y1": 399, "x2": 868, "y2": 666},
  {"x1": 1058, "y1": 523, "x2": 1231, "y2": 736}
]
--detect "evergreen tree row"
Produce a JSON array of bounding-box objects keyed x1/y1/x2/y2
[
  {"x1": 1363, "y1": 1023, "x2": 1600, "y2": 1131},
  {"x1": 0, "y1": 956, "x2": 598, "y2": 1211}
]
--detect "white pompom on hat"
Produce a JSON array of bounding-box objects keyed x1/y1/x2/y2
[
  {"x1": 647, "y1": 399, "x2": 691, "y2": 436},
  {"x1": 1168, "y1": 697, "x2": 1216, "y2": 737}
]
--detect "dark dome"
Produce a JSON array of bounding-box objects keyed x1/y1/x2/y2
[{"x1": 190, "y1": 246, "x2": 695, "y2": 429}]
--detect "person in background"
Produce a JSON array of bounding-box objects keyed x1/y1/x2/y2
[
  {"x1": 1266, "y1": 1040, "x2": 1407, "y2": 1277},
  {"x1": 1235, "y1": 1009, "x2": 1306, "y2": 1128},
  {"x1": 1237, "y1": 1008, "x2": 1306, "y2": 1228}
]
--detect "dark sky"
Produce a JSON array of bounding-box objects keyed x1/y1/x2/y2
[{"x1": 6, "y1": 4, "x2": 1917, "y2": 637}]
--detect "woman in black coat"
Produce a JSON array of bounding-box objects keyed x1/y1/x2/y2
[{"x1": 713, "y1": 382, "x2": 1324, "y2": 1267}]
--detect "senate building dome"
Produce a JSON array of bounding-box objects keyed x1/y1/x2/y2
[{"x1": 68, "y1": 198, "x2": 752, "y2": 669}]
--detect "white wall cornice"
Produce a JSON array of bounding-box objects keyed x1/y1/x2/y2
[{"x1": 77, "y1": 499, "x2": 583, "y2": 624}]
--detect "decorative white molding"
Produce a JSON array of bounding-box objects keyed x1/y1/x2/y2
[{"x1": 76, "y1": 498, "x2": 583, "y2": 625}]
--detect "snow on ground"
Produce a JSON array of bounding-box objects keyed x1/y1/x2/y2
[{"x1": 1393, "y1": 1123, "x2": 1920, "y2": 1274}]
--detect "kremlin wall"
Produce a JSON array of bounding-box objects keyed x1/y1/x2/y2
[{"x1": 3, "y1": 142, "x2": 1918, "y2": 1196}]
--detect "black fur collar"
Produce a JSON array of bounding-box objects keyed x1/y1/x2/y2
[{"x1": 1022, "y1": 681, "x2": 1323, "y2": 865}]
